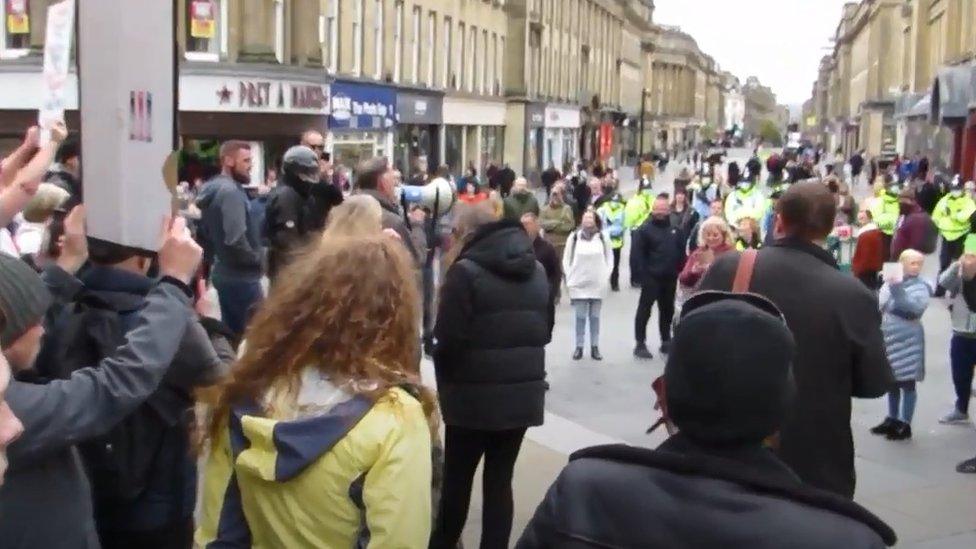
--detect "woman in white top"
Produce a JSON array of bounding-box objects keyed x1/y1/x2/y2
[{"x1": 563, "y1": 210, "x2": 613, "y2": 361}]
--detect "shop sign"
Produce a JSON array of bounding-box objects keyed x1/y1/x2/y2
[
  {"x1": 526, "y1": 102, "x2": 546, "y2": 129},
  {"x1": 189, "y1": 0, "x2": 215, "y2": 39},
  {"x1": 544, "y1": 106, "x2": 581, "y2": 129},
  {"x1": 180, "y1": 75, "x2": 330, "y2": 114},
  {"x1": 397, "y1": 92, "x2": 443, "y2": 125},
  {"x1": 5, "y1": 0, "x2": 28, "y2": 34},
  {"x1": 330, "y1": 81, "x2": 396, "y2": 131}
]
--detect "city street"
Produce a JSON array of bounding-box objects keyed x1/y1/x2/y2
[{"x1": 431, "y1": 152, "x2": 976, "y2": 548}]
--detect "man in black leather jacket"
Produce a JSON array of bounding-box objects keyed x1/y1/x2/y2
[{"x1": 517, "y1": 292, "x2": 897, "y2": 549}]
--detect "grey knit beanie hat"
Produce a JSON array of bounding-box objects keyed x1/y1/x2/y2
[{"x1": 0, "y1": 253, "x2": 51, "y2": 347}]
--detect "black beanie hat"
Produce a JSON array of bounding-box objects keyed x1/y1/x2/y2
[
  {"x1": 665, "y1": 292, "x2": 795, "y2": 446},
  {"x1": 0, "y1": 253, "x2": 52, "y2": 347}
]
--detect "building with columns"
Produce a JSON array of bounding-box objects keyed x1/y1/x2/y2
[
  {"x1": 742, "y1": 76, "x2": 777, "y2": 141},
  {"x1": 813, "y1": 0, "x2": 976, "y2": 178},
  {"x1": 0, "y1": 0, "x2": 746, "y2": 182}
]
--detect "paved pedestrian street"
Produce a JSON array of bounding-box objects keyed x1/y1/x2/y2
[{"x1": 419, "y1": 156, "x2": 976, "y2": 548}]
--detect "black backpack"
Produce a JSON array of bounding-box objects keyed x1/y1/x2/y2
[{"x1": 52, "y1": 292, "x2": 185, "y2": 502}]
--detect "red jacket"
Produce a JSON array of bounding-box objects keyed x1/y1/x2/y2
[
  {"x1": 679, "y1": 244, "x2": 733, "y2": 288},
  {"x1": 852, "y1": 227, "x2": 884, "y2": 277}
]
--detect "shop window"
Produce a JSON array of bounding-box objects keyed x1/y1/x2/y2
[
  {"x1": 373, "y1": 0, "x2": 383, "y2": 79},
  {"x1": 393, "y1": 1, "x2": 403, "y2": 82},
  {"x1": 411, "y1": 6, "x2": 421, "y2": 85},
  {"x1": 445, "y1": 126, "x2": 464, "y2": 175},
  {"x1": 274, "y1": 0, "x2": 285, "y2": 63},
  {"x1": 1, "y1": 0, "x2": 29, "y2": 58},
  {"x1": 185, "y1": 0, "x2": 223, "y2": 62},
  {"x1": 457, "y1": 23, "x2": 466, "y2": 91},
  {"x1": 426, "y1": 12, "x2": 435, "y2": 87},
  {"x1": 324, "y1": 0, "x2": 338, "y2": 73},
  {"x1": 352, "y1": 0, "x2": 363, "y2": 75},
  {"x1": 442, "y1": 17, "x2": 452, "y2": 89}
]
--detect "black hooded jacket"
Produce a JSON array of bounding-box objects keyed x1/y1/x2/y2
[
  {"x1": 517, "y1": 434, "x2": 895, "y2": 548},
  {"x1": 264, "y1": 175, "x2": 317, "y2": 280},
  {"x1": 433, "y1": 220, "x2": 550, "y2": 431}
]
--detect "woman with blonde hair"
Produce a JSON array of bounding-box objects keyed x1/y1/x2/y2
[
  {"x1": 678, "y1": 216, "x2": 734, "y2": 292},
  {"x1": 321, "y1": 193, "x2": 383, "y2": 239},
  {"x1": 735, "y1": 217, "x2": 763, "y2": 250},
  {"x1": 196, "y1": 235, "x2": 436, "y2": 548}
]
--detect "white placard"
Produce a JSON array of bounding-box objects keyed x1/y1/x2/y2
[
  {"x1": 37, "y1": 0, "x2": 75, "y2": 144},
  {"x1": 78, "y1": 0, "x2": 175, "y2": 251}
]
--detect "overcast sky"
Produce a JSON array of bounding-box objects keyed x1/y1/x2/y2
[{"x1": 654, "y1": 0, "x2": 853, "y2": 106}]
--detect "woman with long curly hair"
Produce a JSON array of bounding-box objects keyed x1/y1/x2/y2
[
  {"x1": 430, "y1": 202, "x2": 550, "y2": 549},
  {"x1": 196, "y1": 235, "x2": 437, "y2": 548}
]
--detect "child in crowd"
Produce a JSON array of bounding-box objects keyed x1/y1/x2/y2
[{"x1": 871, "y1": 249, "x2": 931, "y2": 440}]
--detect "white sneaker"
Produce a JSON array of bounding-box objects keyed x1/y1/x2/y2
[{"x1": 939, "y1": 409, "x2": 971, "y2": 425}]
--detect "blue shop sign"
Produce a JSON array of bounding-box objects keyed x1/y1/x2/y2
[{"x1": 329, "y1": 81, "x2": 397, "y2": 131}]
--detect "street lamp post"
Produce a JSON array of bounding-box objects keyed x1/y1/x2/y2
[{"x1": 639, "y1": 88, "x2": 648, "y2": 158}]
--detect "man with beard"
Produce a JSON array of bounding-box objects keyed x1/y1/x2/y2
[{"x1": 196, "y1": 141, "x2": 264, "y2": 336}]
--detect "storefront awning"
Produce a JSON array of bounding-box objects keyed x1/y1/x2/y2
[
  {"x1": 907, "y1": 95, "x2": 931, "y2": 120},
  {"x1": 930, "y1": 64, "x2": 975, "y2": 123},
  {"x1": 894, "y1": 92, "x2": 925, "y2": 120}
]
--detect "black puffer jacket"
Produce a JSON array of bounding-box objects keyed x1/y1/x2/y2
[
  {"x1": 434, "y1": 220, "x2": 550, "y2": 431},
  {"x1": 630, "y1": 217, "x2": 684, "y2": 283},
  {"x1": 517, "y1": 435, "x2": 896, "y2": 548}
]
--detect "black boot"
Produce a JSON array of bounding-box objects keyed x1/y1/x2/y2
[
  {"x1": 659, "y1": 341, "x2": 671, "y2": 355},
  {"x1": 634, "y1": 343, "x2": 653, "y2": 360},
  {"x1": 591, "y1": 346, "x2": 603, "y2": 361},
  {"x1": 870, "y1": 417, "x2": 898, "y2": 436},
  {"x1": 572, "y1": 347, "x2": 584, "y2": 360},
  {"x1": 887, "y1": 421, "x2": 912, "y2": 440}
]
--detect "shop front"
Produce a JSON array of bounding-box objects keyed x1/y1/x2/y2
[
  {"x1": 178, "y1": 64, "x2": 331, "y2": 184},
  {"x1": 543, "y1": 104, "x2": 581, "y2": 173},
  {"x1": 328, "y1": 80, "x2": 396, "y2": 173},
  {"x1": 395, "y1": 89, "x2": 443, "y2": 181},
  {"x1": 442, "y1": 96, "x2": 506, "y2": 179},
  {"x1": 930, "y1": 65, "x2": 974, "y2": 174}
]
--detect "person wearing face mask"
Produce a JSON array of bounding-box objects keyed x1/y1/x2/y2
[
  {"x1": 869, "y1": 178, "x2": 902, "y2": 255},
  {"x1": 539, "y1": 184, "x2": 576, "y2": 261},
  {"x1": 933, "y1": 177, "x2": 976, "y2": 297},
  {"x1": 263, "y1": 146, "x2": 322, "y2": 283},
  {"x1": 891, "y1": 188, "x2": 938, "y2": 261},
  {"x1": 597, "y1": 191, "x2": 626, "y2": 292},
  {"x1": 724, "y1": 172, "x2": 766, "y2": 228},
  {"x1": 688, "y1": 170, "x2": 721, "y2": 222},
  {"x1": 630, "y1": 195, "x2": 684, "y2": 358}
]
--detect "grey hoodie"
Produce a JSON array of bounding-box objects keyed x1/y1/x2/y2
[
  {"x1": 0, "y1": 267, "x2": 193, "y2": 548},
  {"x1": 196, "y1": 175, "x2": 264, "y2": 279}
]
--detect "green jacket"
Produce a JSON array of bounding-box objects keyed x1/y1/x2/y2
[
  {"x1": 870, "y1": 194, "x2": 900, "y2": 236},
  {"x1": 933, "y1": 193, "x2": 976, "y2": 242},
  {"x1": 625, "y1": 192, "x2": 654, "y2": 230},
  {"x1": 503, "y1": 192, "x2": 541, "y2": 221},
  {"x1": 598, "y1": 200, "x2": 627, "y2": 249},
  {"x1": 540, "y1": 203, "x2": 576, "y2": 250}
]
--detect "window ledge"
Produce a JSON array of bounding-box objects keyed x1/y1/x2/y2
[
  {"x1": 0, "y1": 48, "x2": 30, "y2": 60},
  {"x1": 185, "y1": 51, "x2": 220, "y2": 63}
]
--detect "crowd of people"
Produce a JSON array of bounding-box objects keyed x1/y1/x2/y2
[{"x1": 0, "y1": 116, "x2": 972, "y2": 549}]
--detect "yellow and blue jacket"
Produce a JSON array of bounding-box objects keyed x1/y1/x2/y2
[{"x1": 195, "y1": 382, "x2": 432, "y2": 548}]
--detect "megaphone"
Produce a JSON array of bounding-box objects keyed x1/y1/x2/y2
[{"x1": 399, "y1": 177, "x2": 457, "y2": 217}]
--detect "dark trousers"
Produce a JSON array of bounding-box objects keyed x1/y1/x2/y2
[
  {"x1": 635, "y1": 276, "x2": 677, "y2": 345},
  {"x1": 213, "y1": 275, "x2": 263, "y2": 337},
  {"x1": 100, "y1": 518, "x2": 193, "y2": 549},
  {"x1": 950, "y1": 335, "x2": 976, "y2": 414},
  {"x1": 857, "y1": 271, "x2": 880, "y2": 291},
  {"x1": 422, "y1": 257, "x2": 435, "y2": 345},
  {"x1": 610, "y1": 247, "x2": 622, "y2": 289},
  {"x1": 938, "y1": 236, "x2": 966, "y2": 296},
  {"x1": 430, "y1": 426, "x2": 527, "y2": 549}
]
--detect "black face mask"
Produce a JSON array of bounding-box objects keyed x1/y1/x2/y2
[{"x1": 652, "y1": 215, "x2": 669, "y2": 226}]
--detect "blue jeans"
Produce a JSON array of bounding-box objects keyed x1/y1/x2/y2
[
  {"x1": 213, "y1": 275, "x2": 263, "y2": 336},
  {"x1": 887, "y1": 381, "x2": 918, "y2": 424},
  {"x1": 950, "y1": 335, "x2": 976, "y2": 414},
  {"x1": 571, "y1": 299, "x2": 602, "y2": 348}
]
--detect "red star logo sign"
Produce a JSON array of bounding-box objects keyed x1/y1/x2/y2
[{"x1": 216, "y1": 85, "x2": 232, "y2": 104}]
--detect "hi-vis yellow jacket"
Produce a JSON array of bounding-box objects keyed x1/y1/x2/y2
[{"x1": 195, "y1": 381, "x2": 432, "y2": 548}]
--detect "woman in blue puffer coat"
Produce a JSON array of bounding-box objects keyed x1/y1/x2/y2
[{"x1": 870, "y1": 249, "x2": 932, "y2": 441}]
